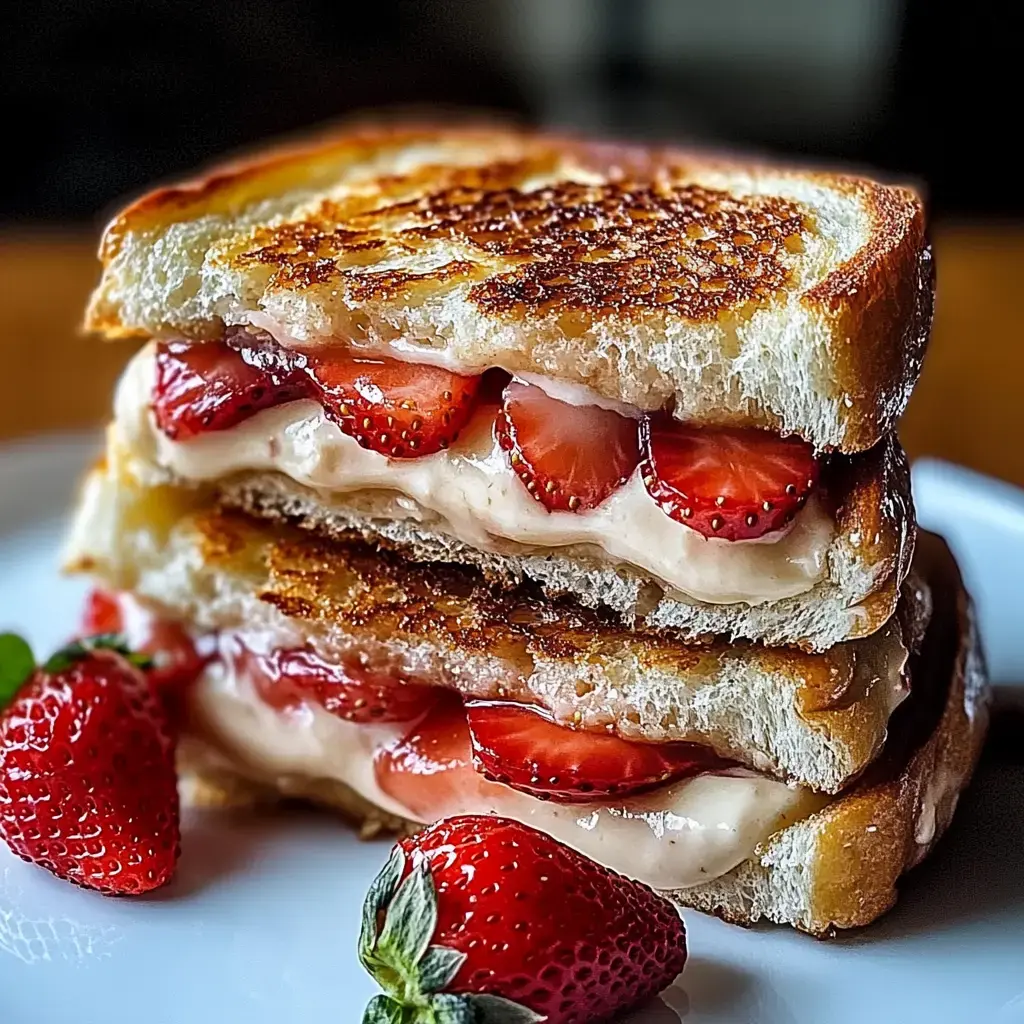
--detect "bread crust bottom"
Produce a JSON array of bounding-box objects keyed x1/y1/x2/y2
[{"x1": 178, "y1": 742, "x2": 416, "y2": 841}]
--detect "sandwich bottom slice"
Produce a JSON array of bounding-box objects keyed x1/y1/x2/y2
[
  {"x1": 69, "y1": 461, "x2": 933, "y2": 795},
  {"x1": 66, "y1": 481, "x2": 988, "y2": 936}
]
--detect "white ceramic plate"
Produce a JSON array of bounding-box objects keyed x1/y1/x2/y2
[{"x1": 1, "y1": 435, "x2": 1022, "y2": 1024}]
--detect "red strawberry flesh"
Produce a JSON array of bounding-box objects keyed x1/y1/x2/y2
[
  {"x1": 497, "y1": 380, "x2": 640, "y2": 511},
  {"x1": 81, "y1": 587, "x2": 123, "y2": 634},
  {"x1": 152, "y1": 340, "x2": 309, "y2": 441},
  {"x1": 0, "y1": 649, "x2": 180, "y2": 895},
  {"x1": 234, "y1": 640, "x2": 438, "y2": 724},
  {"x1": 640, "y1": 419, "x2": 819, "y2": 540},
  {"x1": 376, "y1": 696, "x2": 731, "y2": 814},
  {"x1": 467, "y1": 699, "x2": 730, "y2": 800},
  {"x1": 304, "y1": 351, "x2": 482, "y2": 457},
  {"x1": 373, "y1": 695, "x2": 479, "y2": 819}
]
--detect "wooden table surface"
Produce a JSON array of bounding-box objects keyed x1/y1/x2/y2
[{"x1": 2, "y1": 225, "x2": 1022, "y2": 486}]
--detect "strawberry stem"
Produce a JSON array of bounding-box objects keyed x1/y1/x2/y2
[
  {"x1": 358, "y1": 845, "x2": 544, "y2": 1024},
  {"x1": 43, "y1": 635, "x2": 154, "y2": 674},
  {"x1": 0, "y1": 633, "x2": 35, "y2": 709}
]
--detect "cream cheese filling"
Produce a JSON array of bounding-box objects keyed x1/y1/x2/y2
[
  {"x1": 113, "y1": 344, "x2": 834, "y2": 607},
  {"x1": 190, "y1": 645, "x2": 826, "y2": 891}
]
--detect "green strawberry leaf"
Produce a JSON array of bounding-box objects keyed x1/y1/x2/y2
[
  {"x1": 43, "y1": 635, "x2": 153, "y2": 674},
  {"x1": 360, "y1": 845, "x2": 407, "y2": 964},
  {"x1": 359, "y1": 841, "x2": 543, "y2": 1024},
  {"x1": 428, "y1": 994, "x2": 477, "y2": 1024},
  {"x1": 362, "y1": 993, "x2": 405, "y2": 1024},
  {"x1": 377, "y1": 859, "x2": 438, "y2": 978},
  {"x1": 463, "y1": 994, "x2": 546, "y2": 1023},
  {"x1": 418, "y1": 945, "x2": 467, "y2": 994},
  {"x1": 0, "y1": 633, "x2": 35, "y2": 708}
]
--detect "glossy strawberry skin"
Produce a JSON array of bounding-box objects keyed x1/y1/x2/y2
[
  {"x1": 640, "y1": 418, "x2": 819, "y2": 540},
  {"x1": 467, "y1": 700, "x2": 731, "y2": 801},
  {"x1": 304, "y1": 351, "x2": 482, "y2": 457},
  {"x1": 0, "y1": 651, "x2": 180, "y2": 895},
  {"x1": 398, "y1": 816, "x2": 687, "y2": 1022},
  {"x1": 236, "y1": 641, "x2": 439, "y2": 724},
  {"x1": 152, "y1": 339, "x2": 308, "y2": 441},
  {"x1": 497, "y1": 380, "x2": 640, "y2": 512}
]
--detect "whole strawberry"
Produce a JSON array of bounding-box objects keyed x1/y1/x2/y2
[
  {"x1": 0, "y1": 633, "x2": 180, "y2": 895},
  {"x1": 359, "y1": 816, "x2": 687, "y2": 1023}
]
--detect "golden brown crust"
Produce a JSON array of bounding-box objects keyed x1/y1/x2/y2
[
  {"x1": 679, "y1": 532, "x2": 989, "y2": 934},
  {"x1": 804, "y1": 188, "x2": 933, "y2": 452},
  {"x1": 225, "y1": 470, "x2": 909, "y2": 651},
  {"x1": 65, "y1": 441, "x2": 919, "y2": 784},
  {"x1": 824, "y1": 431, "x2": 917, "y2": 639},
  {"x1": 86, "y1": 123, "x2": 930, "y2": 452},
  {"x1": 803, "y1": 533, "x2": 988, "y2": 933},
  {"x1": 239, "y1": 178, "x2": 806, "y2": 321},
  {"x1": 96, "y1": 159, "x2": 809, "y2": 329},
  {"x1": 192, "y1": 506, "x2": 882, "y2": 697},
  {"x1": 154, "y1": 500, "x2": 921, "y2": 790},
  {"x1": 98, "y1": 126, "x2": 555, "y2": 247},
  {"x1": 828, "y1": 431, "x2": 915, "y2": 579},
  {"x1": 788, "y1": 568, "x2": 927, "y2": 784},
  {"x1": 197, "y1": 506, "x2": 717, "y2": 674}
]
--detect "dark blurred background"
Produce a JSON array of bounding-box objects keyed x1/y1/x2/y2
[
  {"x1": 2, "y1": 0, "x2": 1015, "y2": 224},
  {"x1": 1, "y1": 0, "x2": 1023, "y2": 498}
]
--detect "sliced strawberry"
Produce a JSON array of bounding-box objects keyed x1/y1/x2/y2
[
  {"x1": 81, "y1": 588, "x2": 123, "y2": 634},
  {"x1": 143, "y1": 620, "x2": 212, "y2": 729},
  {"x1": 496, "y1": 380, "x2": 640, "y2": 512},
  {"x1": 374, "y1": 696, "x2": 479, "y2": 820},
  {"x1": 466, "y1": 700, "x2": 730, "y2": 801},
  {"x1": 79, "y1": 589, "x2": 209, "y2": 729},
  {"x1": 639, "y1": 419, "x2": 819, "y2": 541},
  {"x1": 239, "y1": 643, "x2": 439, "y2": 724},
  {"x1": 303, "y1": 351, "x2": 482, "y2": 458},
  {"x1": 225, "y1": 326, "x2": 310, "y2": 384},
  {"x1": 152, "y1": 340, "x2": 309, "y2": 440}
]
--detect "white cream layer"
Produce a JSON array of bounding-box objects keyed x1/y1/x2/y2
[
  {"x1": 114, "y1": 344, "x2": 834, "y2": 606},
  {"x1": 190, "y1": 644, "x2": 825, "y2": 891}
]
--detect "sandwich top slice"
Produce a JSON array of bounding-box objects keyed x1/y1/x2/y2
[
  {"x1": 85, "y1": 124, "x2": 929, "y2": 649},
  {"x1": 65, "y1": 472, "x2": 987, "y2": 935},
  {"x1": 86, "y1": 124, "x2": 932, "y2": 454}
]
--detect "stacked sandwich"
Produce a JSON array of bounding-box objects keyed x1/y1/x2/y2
[{"x1": 67, "y1": 125, "x2": 989, "y2": 935}]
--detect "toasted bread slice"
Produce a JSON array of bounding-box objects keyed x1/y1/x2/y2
[
  {"x1": 85, "y1": 124, "x2": 932, "y2": 453},
  {"x1": 214, "y1": 430, "x2": 914, "y2": 651},
  {"x1": 68, "y1": 464, "x2": 927, "y2": 793},
  {"x1": 175, "y1": 532, "x2": 987, "y2": 936}
]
